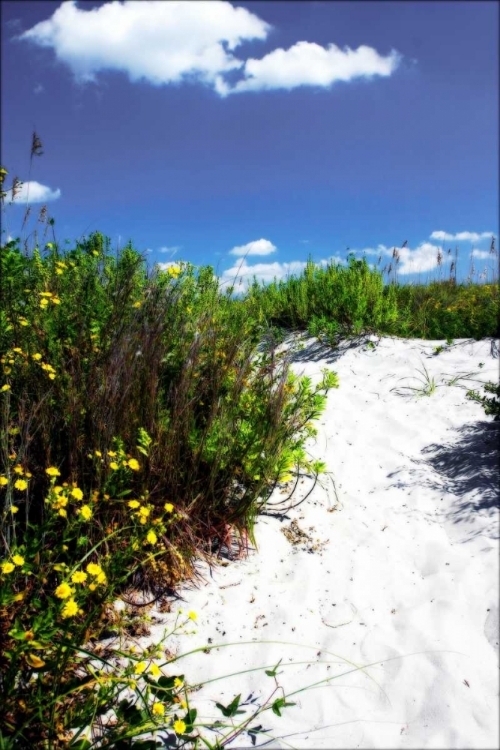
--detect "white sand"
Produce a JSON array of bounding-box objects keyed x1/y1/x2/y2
[{"x1": 127, "y1": 336, "x2": 499, "y2": 749}]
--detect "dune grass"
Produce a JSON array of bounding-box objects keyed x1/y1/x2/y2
[{"x1": 0, "y1": 135, "x2": 498, "y2": 747}]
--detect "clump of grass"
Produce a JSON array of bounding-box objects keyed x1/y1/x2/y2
[{"x1": 1, "y1": 138, "x2": 340, "y2": 746}]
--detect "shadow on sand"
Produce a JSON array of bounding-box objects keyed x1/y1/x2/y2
[{"x1": 420, "y1": 420, "x2": 499, "y2": 538}]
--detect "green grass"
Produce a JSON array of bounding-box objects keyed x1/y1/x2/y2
[{"x1": 0, "y1": 136, "x2": 499, "y2": 748}]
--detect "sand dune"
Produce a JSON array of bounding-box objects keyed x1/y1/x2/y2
[{"x1": 129, "y1": 335, "x2": 499, "y2": 749}]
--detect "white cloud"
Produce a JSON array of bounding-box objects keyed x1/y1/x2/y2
[
  {"x1": 216, "y1": 41, "x2": 401, "y2": 96},
  {"x1": 229, "y1": 238, "x2": 277, "y2": 257},
  {"x1": 358, "y1": 242, "x2": 444, "y2": 275},
  {"x1": 6, "y1": 180, "x2": 61, "y2": 204},
  {"x1": 18, "y1": 1, "x2": 401, "y2": 97},
  {"x1": 34, "y1": 83, "x2": 44, "y2": 94},
  {"x1": 471, "y1": 249, "x2": 491, "y2": 260},
  {"x1": 220, "y1": 258, "x2": 307, "y2": 290},
  {"x1": 430, "y1": 230, "x2": 493, "y2": 243},
  {"x1": 19, "y1": 0, "x2": 269, "y2": 88}
]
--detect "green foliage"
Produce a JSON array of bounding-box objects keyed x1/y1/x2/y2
[{"x1": 466, "y1": 381, "x2": 500, "y2": 420}]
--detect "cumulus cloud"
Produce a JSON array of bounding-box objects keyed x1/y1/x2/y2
[
  {"x1": 229, "y1": 238, "x2": 277, "y2": 257},
  {"x1": 471, "y1": 249, "x2": 491, "y2": 260},
  {"x1": 216, "y1": 41, "x2": 401, "y2": 96},
  {"x1": 18, "y1": 0, "x2": 268, "y2": 87},
  {"x1": 354, "y1": 242, "x2": 443, "y2": 275},
  {"x1": 430, "y1": 230, "x2": 493, "y2": 243},
  {"x1": 18, "y1": 1, "x2": 401, "y2": 96},
  {"x1": 220, "y1": 258, "x2": 307, "y2": 290},
  {"x1": 6, "y1": 180, "x2": 61, "y2": 204}
]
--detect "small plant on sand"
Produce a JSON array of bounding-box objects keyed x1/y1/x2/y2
[{"x1": 466, "y1": 382, "x2": 500, "y2": 420}]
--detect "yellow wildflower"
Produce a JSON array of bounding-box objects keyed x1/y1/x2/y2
[
  {"x1": 127, "y1": 458, "x2": 140, "y2": 471},
  {"x1": 96, "y1": 571, "x2": 107, "y2": 585},
  {"x1": 138, "y1": 506, "x2": 150, "y2": 518},
  {"x1": 46, "y1": 467, "x2": 60, "y2": 477},
  {"x1": 79, "y1": 505, "x2": 92, "y2": 520},
  {"x1": 164, "y1": 503, "x2": 174, "y2": 513},
  {"x1": 109, "y1": 462, "x2": 119, "y2": 471},
  {"x1": 94, "y1": 451, "x2": 102, "y2": 458},
  {"x1": 146, "y1": 530, "x2": 157, "y2": 545},
  {"x1": 1, "y1": 561, "x2": 15, "y2": 574},
  {"x1": 173, "y1": 677, "x2": 183, "y2": 688},
  {"x1": 11, "y1": 505, "x2": 19, "y2": 514},
  {"x1": 61, "y1": 599, "x2": 78, "y2": 618},
  {"x1": 173, "y1": 719, "x2": 186, "y2": 735},
  {"x1": 188, "y1": 611, "x2": 197, "y2": 621},
  {"x1": 14, "y1": 479, "x2": 28, "y2": 491},
  {"x1": 71, "y1": 487, "x2": 83, "y2": 500},
  {"x1": 1, "y1": 384, "x2": 11, "y2": 392},
  {"x1": 32, "y1": 353, "x2": 42, "y2": 361},
  {"x1": 55, "y1": 582, "x2": 73, "y2": 599},
  {"x1": 152, "y1": 703, "x2": 165, "y2": 716},
  {"x1": 71, "y1": 571, "x2": 87, "y2": 584},
  {"x1": 86, "y1": 563, "x2": 103, "y2": 577},
  {"x1": 12, "y1": 555, "x2": 24, "y2": 566},
  {"x1": 13, "y1": 466, "x2": 24, "y2": 474},
  {"x1": 58, "y1": 508, "x2": 67, "y2": 518},
  {"x1": 150, "y1": 663, "x2": 161, "y2": 677},
  {"x1": 0, "y1": 477, "x2": 9, "y2": 486},
  {"x1": 134, "y1": 661, "x2": 147, "y2": 674},
  {"x1": 107, "y1": 451, "x2": 117, "y2": 457},
  {"x1": 128, "y1": 500, "x2": 140, "y2": 508}
]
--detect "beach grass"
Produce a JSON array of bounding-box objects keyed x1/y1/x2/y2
[{"x1": 0, "y1": 136, "x2": 498, "y2": 747}]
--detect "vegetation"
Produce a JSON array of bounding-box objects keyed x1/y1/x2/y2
[{"x1": 0, "y1": 134, "x2": 498, "y2": 747}]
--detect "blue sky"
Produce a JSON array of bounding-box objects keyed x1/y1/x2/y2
[{"x1": 1, "y1": 0, "x2": 498, "y2": 287}]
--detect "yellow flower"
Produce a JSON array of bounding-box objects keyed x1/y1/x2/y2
[
  {"x1": 71, "y1": 487, "x2": 83, "y2": 500},
  {"x1": 138, "y1": 506, "x2": 150, "y2": 518},
  {"x1": 134, "y1": 661, "x2": 147, "y2": 674},
  {"x1": 13, "y1": 465, "x2": 24, "y2": 474},
  {"x1": 12, "y1": 555, "x2": 24, "y2": 566},
  {"x1": 96, "y1": 571, "x2": 107, "y2": 585},
  {"x1": 12, "y1": 347, "x2": 23, "y2": 354},
  {"x1": 19, "y1": 318, "x2": 28, "y2": 326},
  {"x1": 46, "y1": 467, "x2": 60, "y2": 477},
  {"x1": 51, "y1": 297, "x2": 61, "y2": 305},
  {"x1": 94, "y1": 450, "x2": 102, "y2": 458},
  {"x1": 1, "y1": 384, "x2": 11, "y2": 393},
  {"x1": 188, "y1": 611, "x2": 197, "y2": 621},
  {"x1": 79, "y1": 505, "x2": 92, "y2": 520},
  {"x1": 89, "y1": 583, "x2": 97, "y2": 591},
  {"x1": 86, "y1": 563, "x2": 103, "y2": 577},
  {"x1": 107, "y1": 451, "x2": 117, "y2": 457},
  {"x1": 109, "y1": 462, "x2": 119, "y2": 471},
  {"x1": 61, "y1": 599, "x2": 78, "y2": 618},
  {"x1": 128, "y1": 500, "x2": 140, "y2": 509},
  {"x1": 32, "y1": 353, "x2": 42, "y2": 361},
  {"x1": 0, "y1": 476, "x2": 9, "y2": 486},
  {"x1": 173, "y1": 719, "x2": 186, "y2": 735},
  {"x1": 58, "y1": 508, "x2": 67, "y2": 518},
  {"x1": 1, "y1": 561, "x2": 15, "y2": 574},
  {"x1": 55, "y1": 582, "x2": 73, "y2": 599},
  {"x1": 127, "y1": 458, "x2": 140, "y2": 471},
  {"x1": 48, "y1": 373, "x2": 56, "y2": 380},
  {"x1": 150, "y1": 663, "x2": 162, "y2": 677},
  {"x1": 11, "y1": 505, "x2": 19, "y2": 514},
  {"x1": 71, "y1": 571, "x2": 87, "y2": 584},
  {"x1": 146, "y1": 530, "x2": 157, "y2": 545},
  {"x1": 132, "y1": 301, "x2": 142, "y2": 308},
  {"x1": 164, "y1": 503, "x2": 174, "y2": 513},
  {"x1": 14, "y1": 479, "x2": 28, "y2": 491},
  {"x1": 173, "y1": 677, "x2": 183, "y2": 688},
  {"x1": 152, "y1": 703, "x2": 165, "y2": 716}
]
